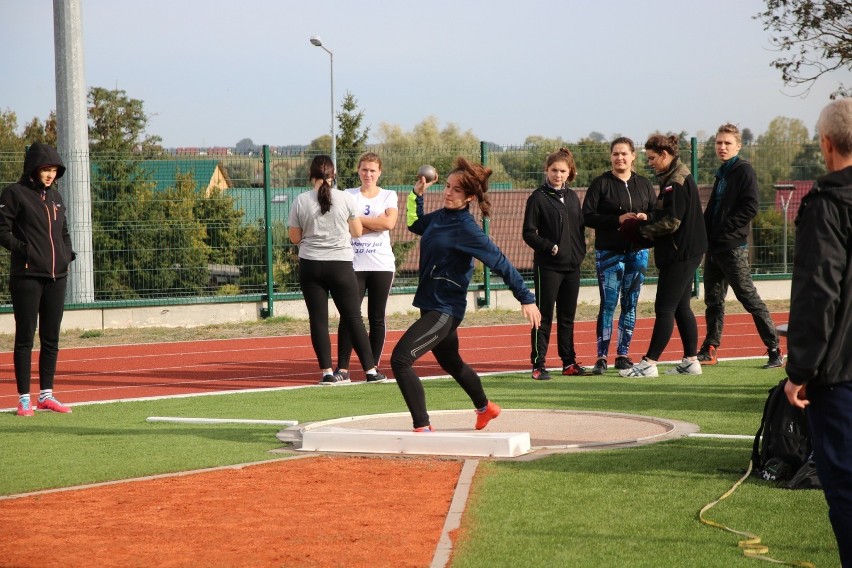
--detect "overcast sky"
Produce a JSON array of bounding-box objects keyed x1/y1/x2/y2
[{"x1": 2, "y1": 0, "x2": 850, "y2": 148}]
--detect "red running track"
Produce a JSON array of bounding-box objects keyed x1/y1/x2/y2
[{"x1": 0, "y1": 313, "x2": 788, "y2": 408}]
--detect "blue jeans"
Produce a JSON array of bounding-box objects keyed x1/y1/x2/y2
[
  {"x1": 807, "y1": 381, "x2": 852, "y2": 566},
  {"x1": 594, "y1": 249, "x2": 648, "y2": 358}
]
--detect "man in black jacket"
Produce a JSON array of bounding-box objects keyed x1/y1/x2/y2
[
  {"x1": 784, "y1": 98, "x2": 852, "y2": 568},
  {"x1": 697, "y1": 123, "x2": 781, "y2": 368}
]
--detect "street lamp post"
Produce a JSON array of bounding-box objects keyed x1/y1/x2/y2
[
  {"x1": 774, "y1": 184, "x2": 796, "y2": 274},
  {"x1": 310, "y1": 35, "x2": 335, "y2": 182}
]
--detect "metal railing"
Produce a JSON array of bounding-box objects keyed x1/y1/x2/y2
[{"x1": 0, "y1": 139, "x2": 813, "y2": 313}]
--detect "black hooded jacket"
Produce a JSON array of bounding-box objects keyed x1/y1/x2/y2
[
  {"x1": 0, "y1": 142, "x2": 74, "y2": 278},
  {"x1": 786, "y1": 165, "x2": 852, "y2": 388},
  {"x1": 522, "y1": 184, "x2": 586, "y2": 272},
  {"x1": 703, "y1": 157, "x2": 759, "y2": 253}
]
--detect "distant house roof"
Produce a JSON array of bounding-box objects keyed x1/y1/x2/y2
[
  {"x1": 141, "y1": 160, "x2": 231, "y2": 196},
  {"x1": 91, "y1": 159, "x2": 232, "y2": 197}
]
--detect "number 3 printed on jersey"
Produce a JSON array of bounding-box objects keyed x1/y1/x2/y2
[{"x1": 363, "y1": 204, "x2": 371, "y2": 216}]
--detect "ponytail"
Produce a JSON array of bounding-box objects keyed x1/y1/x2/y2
[{"x1": 309, "y1": 155, "x2": 336, "y2": 214}]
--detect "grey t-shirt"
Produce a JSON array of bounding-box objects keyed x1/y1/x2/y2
[{"x1": 288, "y1": 189, "x2": 357, "y2": 261}]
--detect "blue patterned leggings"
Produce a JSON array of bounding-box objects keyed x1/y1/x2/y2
[{"x1": 594, "y1": 249, "x2": 649, "y2": 358}]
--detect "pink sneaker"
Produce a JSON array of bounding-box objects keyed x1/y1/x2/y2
[
  {"x1": 17, "y1": 399, "x2": 34, "y2": 417},
  {"x1": 413, "y1": 425, "x2": 434, "y2": 432},
  {"x1": 36, "y1": 397, "x2": 72, "y2": 413},
  {"x1": 475, "y1": 401, "x2": 501, "y2": 430}
]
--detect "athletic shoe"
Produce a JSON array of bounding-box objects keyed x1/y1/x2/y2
[
  {"x1": 475, "y1": 401, "x2": 501, "y2": 430},
  {"x1": 36, "y1": 396, "x2": 72, "y2": 413},
  {"x1": 332, "y1": 368, "x2": 351, "y2": 382},
  {"x1": 764, "y1": 348, "x2": 784, "y2": 369},
  {"x1": 619, "y1": 359, "x2": 659, "y2": 378},
  {"x1": 531, "y1": 366, "x2": 551, "y2": 381},
  {"x1": 319, "y1": 373, "x2": 349, "y2": 386},
  {"x1": 614, "y1": 356, "x2": 634, "y2": 370},
  {"x1": 17, "y1": 399, "x2": 34, "y2": 417},
  {"x1": 666, "y1": 358, "x2": 703, "y2": 375},
  {"x1": 366, "y1": 371, "x2": 388, "y2": 383},
  {"x1": 592, "y1": 358, "x2": 607, "y2": 375},
  {"x1": 413, "y1": 425, "x2": 434, "y2": 432},
  {"x1": 697, "y1": 345, "x2": 718, "y2": 366},
  {"x1": 562, "y1": 363, "x2": 586, "y2": 376}
]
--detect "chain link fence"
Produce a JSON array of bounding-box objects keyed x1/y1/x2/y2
[{"x1": 0, "y1": 139, "x2": 814, "y2": 311}]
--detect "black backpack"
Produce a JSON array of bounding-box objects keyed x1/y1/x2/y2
[{"x1": 751, "y1": 379, "x2": 821, "y2": 489}]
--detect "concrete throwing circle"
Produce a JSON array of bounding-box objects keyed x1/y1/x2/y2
[{"x1": 278, "y1": 409, "x2": 699, "y2": 460}]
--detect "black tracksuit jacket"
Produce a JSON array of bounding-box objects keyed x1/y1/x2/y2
[
  {"x1": 0, "y1": 143, "x2": 74, "y2": 279},
  {"x1": 522, "y1": 184, "x2": 586, "y2": 272}
]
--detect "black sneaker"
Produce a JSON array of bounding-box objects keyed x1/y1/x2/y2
[
  {"x1": 366, "y1": 371, "x2": 388, "y2": 383},
  {"x1": 614, "y1": 356, "x2": 634, "y2": 370},
  {"x1": 592, "y1": 358, "x2": 607, "y2": 375},
  {"x1": 531, "y1": 366, "x2": 551, "y2": 381},
  {"x1": 320, "y1": 371, "x2": 351, "y2": 386},
  {"x1": 697, "y1": 345, "x2": 718, "y2": 365},
  {"x1": 562, "y1": 363, "x2": 587, "y2": 376},
  {"x1": 764, "y1": 348, "x2": 784, "y2": 369}
]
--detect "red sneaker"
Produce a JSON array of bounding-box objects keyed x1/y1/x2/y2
[
  {"x1": 36, "y1": 397, "x2": 72, "y2": 413},
  {"x1": 475, "y1": 401, "x2": 501, "y2": 430},
  {"x1": 17, "y1": 399, "x2": 34, "y2": 417},
  {"x1": 413, "y1": 425, "x2": 434, "y2": 432}
]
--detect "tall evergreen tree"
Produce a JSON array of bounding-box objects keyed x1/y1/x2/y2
[{"x1": 335, "y1": 92, "x2": 370, "y2": 189}]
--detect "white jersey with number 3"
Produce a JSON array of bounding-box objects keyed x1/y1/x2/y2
[{"x1": 345, "y1": 187, "x2": 398, "y2": 272}]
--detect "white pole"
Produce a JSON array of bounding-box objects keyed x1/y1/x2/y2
[{"x1": 54, "y1": 0, "x2": 95, "y2": 303}]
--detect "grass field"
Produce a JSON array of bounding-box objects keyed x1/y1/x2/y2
[{"x1": 0, "y1": 349, "x2": 837, "y2": 566}]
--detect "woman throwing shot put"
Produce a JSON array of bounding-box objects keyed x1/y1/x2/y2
[{"x1": 390, "y1": 157, "x2": 541, "y2": 432}]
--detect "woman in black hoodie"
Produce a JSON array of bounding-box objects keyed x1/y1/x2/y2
[
  {"x1": 0, "y1": 142, "x2": 75, "y2": 416},
  {"x1": 522, "y1": 148, "x2": 587, "y2": 380}
]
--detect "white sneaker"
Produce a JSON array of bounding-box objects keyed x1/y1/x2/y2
[
  {"x1": 619, "y1": 359, "x2": 658, "y2": 377},
  {"x1": 666, "y1": 358, "x2": 703, "y2": 375}
]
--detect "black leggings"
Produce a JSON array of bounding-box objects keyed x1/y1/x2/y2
[
  {"x1": 646, "y1": 255, "x2": 702, "y2": 361},
  {"x1": 390, "y1": 310, "x2": 487, "y2": 429},
  {"x1": 298, "y1": 258, "x2": 375, "y2": 371},
  {"x1": 10, "y1": 276, "x2": 67, "y2": 395},
  {"x1": 337, "y1": 270, "x2": 394, "y2": 369}
]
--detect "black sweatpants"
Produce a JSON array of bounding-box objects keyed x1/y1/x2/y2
[
  {"x1": 336, "y1": 270, "x2": 394, "y2": 369},
  {"x1": 390, "y1": 310, "x2": 487, "y2": 429},
  {"x1": 646, "y1": 254, "x2": 702, "y2": 361},
  {"x1": 298, "y1": 258, "x2": 375, "y2": 372},
  {"x1": 530, "y1": 265, "x2": 580, "y2": 367},
  {"x1": 10, "y1": 276, "x2": 67, "y2": 395}
]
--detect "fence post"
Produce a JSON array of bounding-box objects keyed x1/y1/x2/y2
[
  {"x1": 261, "y1": 145, "x2": 274, "y2": 318},
  {"x1": 691, "y1": 136, "x2": 700, "y2": 298},
  {"x1": 477, "y1": 141, "x2": 491, "y2": 308}
]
